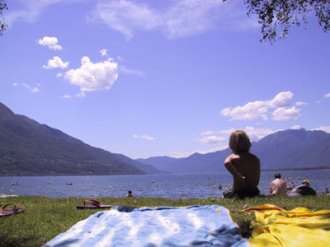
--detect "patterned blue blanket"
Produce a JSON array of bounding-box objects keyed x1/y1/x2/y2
[{"x1": 44, "y1": 205, "x2": 249, "y2": 247}]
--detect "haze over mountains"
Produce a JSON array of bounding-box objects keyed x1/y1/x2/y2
[{"x1": 1, "y1": 102, "x2": 329, "y2": 176}]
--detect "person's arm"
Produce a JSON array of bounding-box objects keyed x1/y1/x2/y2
[
  {"x1": 269, "y1": 182, "x2": 273, "y2": 194},
  {"x1": 224, "y1": 158, "x2": 246, "y2": 183}
]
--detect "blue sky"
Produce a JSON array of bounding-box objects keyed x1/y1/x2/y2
[{"x1": 1, "y1": 0, "x2": 329, "y2": 159}]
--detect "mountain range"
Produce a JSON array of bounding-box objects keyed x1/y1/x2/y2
[
  {"x1": 0, "y1": 102, "x2": 158, "y2": 176},
  {"x1": 1, "y1": 101, "x2": 329, "y2": 176},
  {"x1": 138, "y1": 129, "x2": 330, "y2": 173}
]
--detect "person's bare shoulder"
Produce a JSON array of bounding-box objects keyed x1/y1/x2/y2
[{"x1": 224, "y1": 153, "x2": 239, "y2": 164}]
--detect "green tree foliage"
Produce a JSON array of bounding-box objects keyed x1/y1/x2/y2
[
  {"x1": 227, "y1": 0, "x2": 330, "y2": 42},
  {"x1": 0, "y1": 0, "x2": 7, "y2": 35}
]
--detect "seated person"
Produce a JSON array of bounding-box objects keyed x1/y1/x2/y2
[
  {"x1": 223, "y1": 130, "x2": 260, "y2": 199},
  {"x1": 269, "y1": 173, "x2": 287, "y2": 195},
  {"x1": 126, "y1": 190, "x2": 134, "y2": 198},
  {"x1": 289, "y1": 179, "x2": 317, "y2": 196}
]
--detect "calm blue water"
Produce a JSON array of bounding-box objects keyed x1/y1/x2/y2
[{"x1": 1, "y1": 170, "x2": 330, "y2": 198}]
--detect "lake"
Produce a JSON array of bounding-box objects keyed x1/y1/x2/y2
[{"x1": 1, "y1": 169, "x2": 330, "y2": 198}]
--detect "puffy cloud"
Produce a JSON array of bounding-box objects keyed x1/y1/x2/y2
[
  {"x1": 221, "y1": 91, "x2": 301, "y2": 121},
  {"x1": 325, "y1": 92, "x2": 330, "y2": 98},
  {"x1": 43, "y1": 56, "x2": 69, "y2": 69},
  {"x1": 37, "y1": 36, "x2": 62, "y2": 50},
  {"x1": 269, "y1": 91, "x2": 293, "y2": 107},
  {"x1": 272, "y1": 106, "x2": 300, "y2": 121},
  {"x1": 89, "y1": 0, "x2": 243, "y2": 40},
  {"x1": 221, "y1": 100, "x2": 268, "y2": 121},
  {"x1": 133, "y1": 134, "x2": 155, "y2": 141},
  {"x1": 64, "y1": 56, "x2": 118, "y2": 93}
]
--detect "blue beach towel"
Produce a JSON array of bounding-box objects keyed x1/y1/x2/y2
[{"x1": 44, "y1": 205, "x2": 249, "y2": 247}]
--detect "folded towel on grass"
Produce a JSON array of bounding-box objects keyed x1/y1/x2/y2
[
  {"x1": 245, "y1": 204, "x2": 330, "y2": 247},
  {"x1": 44, "y1": 205, "x2": 249, "y2": 247}
]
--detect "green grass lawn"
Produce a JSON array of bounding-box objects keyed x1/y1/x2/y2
[{"x1": 1, "y1": 196, "x2": 329, "y2": 247}]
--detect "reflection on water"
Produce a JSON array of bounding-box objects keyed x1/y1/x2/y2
[{"x1": 0, "y1": 170, "x2": 329, "y2": 198}]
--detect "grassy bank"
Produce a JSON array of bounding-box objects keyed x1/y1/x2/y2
[{"x1": 1, "y1": 196, "x2": 329, "y2": 247}]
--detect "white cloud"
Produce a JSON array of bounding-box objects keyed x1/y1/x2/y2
[
  {"x1": 269, "y1": 91, "x2": 293, "y2": 107},
  {"x1": 62, "y1": 94, "x2": 71, "y2": 99},
  {"x1": 200, "y1": 127, "x2": 276, "y2": 145},
  {"x1": 100, "y1": 49, "x2": 108, "y2": 57},
  {"x1": 162, "y1": 0, "x2": 224, "y2": 39},
  {"x1": 291, "y1": 125, "x2": 303, "y2": 130},
  {"x1": 37, "y1": 36, "x2": 62, "y2": 50},
  {"x1": 271, "y1": 106, "x2": 300, "y2": 121},
  {"x1": 312, "y1": 126, "x2": 330, "y2": 133},
  {"x1": 243, "y1": 126, "x2": 277, "y2": 140},
  {"x1": 221, "y1": 91, "x2": 301, "y2": 121},
  {"x1": 221, "y1": 100, "x2": 269, "y2": 121},
  {"x1": 21, "y1": 83, "x2": 41, "y2": 93},
  {"x1": 5, "y1": 0, "x2": 65, "y2": 26},
  {"x1": 89, "y1": 0, "x2": 247, "y2": 40},
  {"x1": 296, "y1": 101, "x2": 307, "y2": 106},
  {"x1": 133, "y1": 134, "x2": 155, "y2": 141},
  {"x1": 43, "y1": 56, "x2": 69, "y2": 69},
  {"x1": 199, "y1": 135, "x2": 226, "y2": 144},
  {"x1": 64, "y1": 56, "x2": 118, "y2": 93},
  {"x1": 90, "y1": 0, "x2": 160, "y2": 41},
  {"x1": 325, "y1": 92, "x2": 330, "y2": 98},
  {"x1": 120, "y1": 66, "x2": 144, "y2": 76}
]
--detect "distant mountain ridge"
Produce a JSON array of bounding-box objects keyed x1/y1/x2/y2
[
  {"x1": 1, "y1": 102, "x2": 329, "y2": 176},
  {"x1": 139, "y1": 129, "x2": 330, "y2": 174},
  {"x1": 0, "y1": 102, "x2": 158, "y2": 176}
]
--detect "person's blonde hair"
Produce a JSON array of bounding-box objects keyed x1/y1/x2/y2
[{"x1": 229, "y1": 130, "x2": 251, "y2": 154}]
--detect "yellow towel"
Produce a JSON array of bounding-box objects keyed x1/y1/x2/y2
[{"x1": 245, "y1": 204, "x2": 330, "y2": 247}]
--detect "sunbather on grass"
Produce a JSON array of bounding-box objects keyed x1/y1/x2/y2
[{"x1": 223, "y1": 130, "x2": 260, "y2": 199}]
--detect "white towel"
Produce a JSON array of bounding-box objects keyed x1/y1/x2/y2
[{"x1": 44, "y1": 205, "x2": 249, "y2": 247}]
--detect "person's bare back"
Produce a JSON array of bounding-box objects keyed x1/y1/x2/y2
[
  {"x1": 225, "y1": 153, "x2": 260, "y2": 192},
  {"x1": 269, "y1": 173, "x2": 287, "y2": 195},
  {"x1": 223, "y1": 130, "x2": 261, "y2": 198}
]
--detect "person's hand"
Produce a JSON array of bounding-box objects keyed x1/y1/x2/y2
[{"x1": 240, "y1": 176, "x2": 247, "y2": 184}]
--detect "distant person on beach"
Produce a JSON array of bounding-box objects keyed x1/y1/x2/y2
[
  {"x1": 126, "y1": 190, "x2": 134, "y2": 198},
  {"x1": 287, "y1": 182, "x2": 295, "y2": 191},
  {"x1": 269, "y1": 173, "x2": 287, "y2": 195},
  {"x1": 289, "y1": 179, "x2": 317, "y2": 196},
  {"x1": 223, "y1": 130, "x2": 260, "y2": 199}
]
